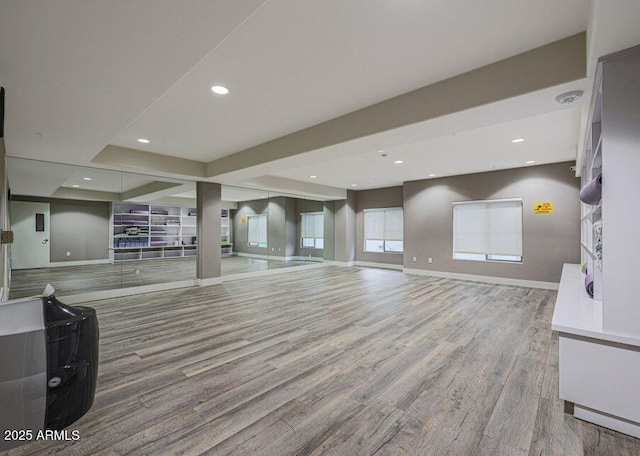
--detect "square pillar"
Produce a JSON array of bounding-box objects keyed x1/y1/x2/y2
[{"x1": 196, "y1": 182, "x2": 221, "y2": 281}]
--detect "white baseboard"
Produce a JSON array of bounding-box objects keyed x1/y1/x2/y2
[
  {"x1": 355, "y1": 261, "x2": 403, "y2": 271},
  {"x1": 235, "y1": 253, "x2": 322, "y2": 262},
  {"x1": 402, "y1": 268, "x2": 559, "y2": 290},
  {"x1": 48, "y1": 259, "x2": 111, "y2": 268},
  {"x1": 196, "y1": 277, "x2": 223, "y2": 286},
  {"x1": 60, "y1": 279, "x2": 198, "y2": 304},
  {"x1": 325, "y1": 260, "x2": 355, "y2": 267},
  {"x1": 221, "y1": 262, "x2": 328, "y2": 282}
]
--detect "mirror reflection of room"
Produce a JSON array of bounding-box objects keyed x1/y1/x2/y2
[{"x1": 7, "y1": 159, "x2": 331, "y2": 299}]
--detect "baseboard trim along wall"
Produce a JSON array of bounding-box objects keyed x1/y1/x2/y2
[
  {"x1": 403, "y1": 268, "x2": 559, "y2": 290},
  {"x1": 60, "y1": 279, "x2": 199, "y2": 304},
  {"x1": 221, "y1": 262, "x2": 328, "y2": 282},
  {"x1": 49, "y1": 259, "x2": 111, "y2": 268},
  {"x1": 355, "y1": 261, "x2": 403, "y2": 271},
  {"x1": 236, "y1": 252, "x2": 323, "y2": 262},
  {"x1": 324, "y1": 260, "x2": 355, "y2": 267}
]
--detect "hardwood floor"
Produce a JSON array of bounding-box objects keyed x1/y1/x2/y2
[
  {"x1": 4, "y1": 266, "x2": 639, "y2": 455},
  {"x1": 9, "y1": 256, "x2": 314, "y2": 299}
]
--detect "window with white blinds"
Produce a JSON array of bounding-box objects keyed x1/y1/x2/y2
[
  {"x1": 452, "y1": 198, "x2": 523, "y2": 262},
  {"x1": 301, "y1": 212, "x2": 324, "y2": 249},
  {"x1": 247, "y1": 214, "x2": 267, "y2": 248},
  {"x1": 364, "y1": 208, "x2": 403, "y2": 253}
]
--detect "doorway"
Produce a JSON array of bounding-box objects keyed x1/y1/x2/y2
[{"x1": 10, "y1": 201, "x2": 50, "y2": 269}]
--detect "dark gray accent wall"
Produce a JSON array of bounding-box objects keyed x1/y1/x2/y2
[
  {"x1": 334, "y1": 190, "x2": 356, "y2": 263},
  {"x1": 49, "y1": 201, "x2": 109, "y2": 262},
  {"x1": 403, "y1": 162, "x2": 580, "y2": 283},
  {"x1": 232, "y1": 199, "x2": 269, "y2": 256},
  {"x1": 355, "y1": 186, "x2": 404, "y2": 266},
  {"x1": 13, "y1": 196, "x2": 110, "y2": 263},
  {"x1": 196, "y1": 182, "x2": 221, "y2": 280},
  {"x1": 267, "y1": 197, "x2": 288, "y2": 257},
  {"x1": 323, "y1": 201, "x2": 335, "y2": 261}
]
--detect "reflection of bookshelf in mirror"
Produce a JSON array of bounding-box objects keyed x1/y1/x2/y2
[
  {"x1": 221, "y1": 209, "x2": 233, "y2": 256},
  {"x1": 109, "y1": 203, "x2": 197, "y2": 262}
]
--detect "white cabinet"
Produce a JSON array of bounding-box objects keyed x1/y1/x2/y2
[{"x1": 553, "y1": 45, "x2": 640, "y2": 438}]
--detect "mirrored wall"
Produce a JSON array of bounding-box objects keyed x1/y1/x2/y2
[{"x1": 7, "y1": 158, "x2": 335, "y2": 299}]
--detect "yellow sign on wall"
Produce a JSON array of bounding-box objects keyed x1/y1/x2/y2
[
  {"x1": 240, "y1": 217, "x2": 247, "y2": 224},
  {"x1": 534, "y1": 202, "x2": 553, "y2": 214}
]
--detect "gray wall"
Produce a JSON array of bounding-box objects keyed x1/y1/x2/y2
[
  {"x1": 334, "y1": 190, "x2": 356, "y2": 263},
  {"x1": 355, "y1": 186, "x2": 404, "y2": 266},
  {"x1": 12, "y1": 196, "x2": 110, "y2": 263},
  {"x1": 196, "y1": 182, "x2": 221, "y2": 280},
  {"x1": 232, "y1": 199, "x2": 269, "y2": 256},
  {"x1": 50, "y1": 201, "x2": 109, "y2": 262},
  {"x1": 323, "y1": 201, "x2": 335, "y2": 261},
  {"x1": 403, "y1": 162, "x2": 580, "y2": 283}
]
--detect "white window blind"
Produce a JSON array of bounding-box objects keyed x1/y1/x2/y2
[
  {"x1": 364, "y1": 208, "x2": 403, "y2": 253},
  {"x1": 248, "y1": 214, "x2": 267, "y2": 247},
  {"x1": 301, "y1": 212, "x2": 323, "y2": 238},
  {"x1": 453, "y1": 199, "x2": 522, "y2": 258},
  {"x1": 301, "y1": 212, "x2": 324, "y2": 249}
]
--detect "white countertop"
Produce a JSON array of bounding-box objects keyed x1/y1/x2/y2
[{"x1": 552, "y1": 263, "x2": 640, "y2": 347}]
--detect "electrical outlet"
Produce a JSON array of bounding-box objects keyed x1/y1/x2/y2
[
  {"x1": 66, "y1": 251, "x2": 71, "y2": 257},
  {"x1": 412, "y1": 256, "x2": 417, "y2": 262},
  {"x1": 428, "y1": 257, "x2": 433, "y2": 264}
]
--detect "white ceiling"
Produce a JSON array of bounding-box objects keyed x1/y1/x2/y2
[{"x1": 0, "y1": 0, "x2": 603, "y2": 201}]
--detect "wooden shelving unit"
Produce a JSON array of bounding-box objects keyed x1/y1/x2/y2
[{"x1": 552, "y1": 45, "x2": 640, "y2": 438}]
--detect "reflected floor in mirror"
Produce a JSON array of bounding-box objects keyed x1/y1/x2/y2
[{"x1": 8, "y1": 256, "x2": 316, "y2": 299}]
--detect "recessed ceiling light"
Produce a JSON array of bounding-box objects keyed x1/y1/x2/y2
[
  {"x1": 351, "y1": 184, "x2": 358, "y2": 187},
  {"x1": 310, "y1": 175, "x2": 317, "y2": 179},
  {"x1": 525, "y1": 160, "x2": 536, "y2": 164},
  {"x1": 211, "y1": 85, "x2": 229, "y2": 95},
  {"x1": 72, "y1": 184, "x2": 80, "y2": 188},
  {"x1": 137, "y1": 138, "x2": 150, "y2": 144},
  {"x1": 83, "y1": 177, "x2": 92, "y2": 181},
  {"x1": 428, "y1": 173, "x2": 436, "y2": 177},
  {"x1": 378, "y1": 150, "x2": 384, "y2": 153},
  {"x1": 512, "y1": 138, "x2": 525, "y2": 143},
  {"x1": 394, "y1": 160, "x2": 403, "y2": 164}
]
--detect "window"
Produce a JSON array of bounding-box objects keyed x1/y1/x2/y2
[
  {"x1": 364, "y1": 208, "x2": 403, "y2": 253},
  {"x1": 452, "y1": 198, "x2": 523, "y2": 262},
  {"x1": 300, "y1": 212, "x2": 324, "y2": 249},
  {"x1": 247, "y1": 214, "x2": 267, "y2": 248}
]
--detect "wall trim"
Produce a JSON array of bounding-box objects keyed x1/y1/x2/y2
[
  {"x1": 325, "y1": 260, "x2": 355, "y2": 267},
  {"x1": 236, "y1": 252, "x2": 323, "y2": 262},
  {"x1": 221, "y1": 262, "x2": 328, "y2": 282},
  {"x1": 48, "y1": 259, "x2": 110, "y2": 268},
  {"x1": 59, "y1": 279, "x2": 198, "y2": 304},
  {"x1": 355, "y1": 261, "x2": 403, "y2": 271},
  {"x1": 403, "y1": 268, "x2": 559, "y2": 290},
  {"x1": 58, "y1": 263, "x2": 331, "y2": 304},
  {"x1": 196, "y1": 277, "x2": 223, "y2": 287}
]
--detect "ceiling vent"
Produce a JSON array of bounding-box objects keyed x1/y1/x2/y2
[{"x1": 555, "y1": 90, "x2": 583, "y2": 104}]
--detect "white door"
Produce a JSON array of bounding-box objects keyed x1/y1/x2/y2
[{"x1": 10, "y1": 201, "x2": 51, "y2": 269}]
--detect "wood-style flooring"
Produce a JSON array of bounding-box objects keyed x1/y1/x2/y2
[
  {"x1": 4, "y1": 266, "x2": 639, "y2": 455},
  {"x1": 9, "y1": 256, "x2": 314, "y2": 299}
]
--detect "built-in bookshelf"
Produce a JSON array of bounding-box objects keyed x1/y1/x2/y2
[
  {"x1": 109, "y1": 203, "x2": 197, "y2": 262},
  {"x1": 221, "y1": 209, "x2": 233, "y2": 256},
  {"x1": 553, "y1": 45, "x2": 640, "y2": 438}
]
